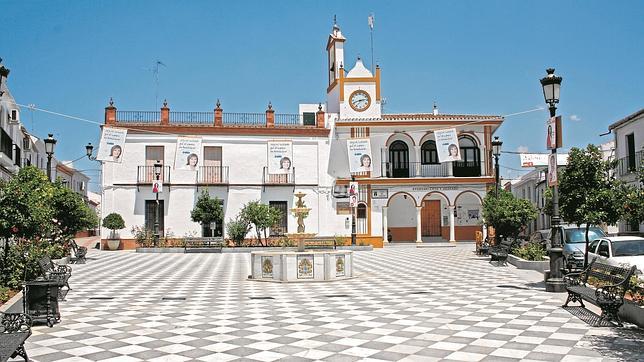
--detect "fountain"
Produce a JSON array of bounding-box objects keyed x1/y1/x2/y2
[{"x1": 249, "y1": 192, "x2": 354, "y2": 282}]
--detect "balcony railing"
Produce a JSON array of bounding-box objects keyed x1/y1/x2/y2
[
  {"x1": 453, "y1": 161, "x2": 481, "y2": 177},
  {"x1": 382, "y1": 162, "x2": 450, "y2": 178},
  {"x1": 275, "y1": 114, "x2": 301, "y2": 126},
  {"x1": 169, "y1": 112, "x2": 213, "y2": 124},
  {"x1": 116, "y1": 111, "x2": 161, "y2": 123},
  {"x1": 263, "y1": 167, "x2": 295, "y2": 185},
  {"x1": 616, "y1": 151, "x2": 643, "y2": 177},
  {"x1": 137, "y1": 166, "x2": 172, "y2": 183},
  {"x1": 197, "y1": 166, "x2": 229, "y2": 184},
  {"x1": 223, "y1": 113, "x2": 266, "y2": 126}
]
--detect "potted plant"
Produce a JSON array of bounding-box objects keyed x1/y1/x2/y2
[{"x1": 103, "y1": 213, "x2": 125, "y2": 250}]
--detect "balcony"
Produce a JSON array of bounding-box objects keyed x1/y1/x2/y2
[
  {"x1": 137, "y1": 166, "x2": 172, "y2": 183},
  {"x1": 453, "y1": 161, "x2": 481, "y2": 177},
  {"x1": 262, "y1": 167, "x2": 295, "y2": 187},
  {"x1": 382, "y1": 162, "x2": 449, "y2": 178},
  {"x1": 616, "y1": 151, "x2": 643, "y2": 177},
  {"x1": 197, "y1": 166, "x2": 229, "y2": 185}
]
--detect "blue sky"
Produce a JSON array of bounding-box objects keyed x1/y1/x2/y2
[{"x1": 2, "y1": 0, "x2": 643, "y2": 189}]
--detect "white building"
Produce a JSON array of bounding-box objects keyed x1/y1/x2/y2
[
  {"x1": 609, "y1": 109, "x2": 643, "y2": 233},
  {"x1": 100, "y1": 23, "x2": 503, "y2": 249}
]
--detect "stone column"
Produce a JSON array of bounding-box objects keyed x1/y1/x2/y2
[
  {"x1": 448, "y1": 205, "x2": 456, "y2": 242},
  {"x1": 413, "y1": 145, "x2": 421, "y2": 177},
  {"x1": 416, "y1": 206, "x2": 423, "y2": 243},
  {"x1": 382, "y1": 206, "x2": 389, "y2": 243}
]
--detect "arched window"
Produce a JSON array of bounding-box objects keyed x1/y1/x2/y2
[
  {"x1": 458, "y1": 136, "x2": 480, "y2": 163},
  {"x1": 421, "y1": 140, "x2": 438, "y2": 164},
  {"x1": 357, "y1": 203, "x2": 367, "y2": 234},
  {"x1": 388, "y1": 140, "x2": 409, "y2": 178}
]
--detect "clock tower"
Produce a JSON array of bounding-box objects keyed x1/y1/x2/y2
[{"x1": 325, "y1": 22, "x2": 381, "y2": 119}]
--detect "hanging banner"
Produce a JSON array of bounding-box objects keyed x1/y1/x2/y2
[
  {"x1": 96, "y1": 127, "x2": 127, "y2": 163},
  {"x1": 434, "y1": 128, "x2": 461, "y2": 162},
  {"x1": 174, "y1": 137, "x2": 202, "y2": 171},
  {"x1": 547, "y1": 116, "x2": 562, "y2": 150},
  {"x1": 347, "y1": 138, "x2": 372, "y2": 173},
  {"x1": 520, "y1": 153, "x2": 569, "y2": 167},
  {"x1": 548, "y1": 153, "x2": 558, "y2": 186},
  {"x1": 268, "y1": 141, "x2": 293, "y2": 174},
  {"x1": 152, "y1": 181, "x2": 163, "y2": 194}
]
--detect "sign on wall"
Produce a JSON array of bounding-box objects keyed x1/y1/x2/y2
[
  {"x1": 96, "y1": 127, "x2": 128, "y2": 163},
  {"x1": 547, "y1": 116, "x2": 562, "y2": 150},
  {"x1": 371, "y1": 189, "x2": 388, "y2": 199},
  {"x1": 347, "y1": 138, "x2": 372, "y2": 173},
  {"x1": 548, "y1": 153, "x2": 558, "y2": 186},
  {"x1": 434, "y1": 128, "x2": 461, "y2": 163},
  {"x1": 520, "y1": 153, "x2": 568, "y2": 167},
  {"x1": 174, "y1": 137, "x2": 202, "y2": 171},
  {"x1": 268, "y1": 141, "x2": 293, "y2": 174}
]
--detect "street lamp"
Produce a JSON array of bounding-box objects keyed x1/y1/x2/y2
[
  {"x1": 491, "y1": 136, "x2": 503, "y2": 197},
  {"x1": 540, "y1": 68, "x2": 564, "y2": 293},
  {"x1": 44, "y1": 134, "x2": 57, "y2": 181},
  {"x1": 153, "y1": 161, "x2": 162, "y2": 247}
]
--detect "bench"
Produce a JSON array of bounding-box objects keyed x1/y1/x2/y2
[
  {"x1": 304, "y1": 239, "x2": 336, "y2": 250},
  {"x1": 184, "y1": 237, "x2": 225, "y2": 253},
  {"x1": 563, "y1": 258, "x2": 636, "y2": 326},
  {"x1": 38, "y1": 256, "x2": 72, "y2": 300},
  {"x1": 0, "y1": 312, "x2": 32, "y2": 362},
  {"x1": 489, "y1": 239, "x2": 512, "y2": 266},
  {"x1": 69, "y1": 239, "x2": 87, "y2": 264}
]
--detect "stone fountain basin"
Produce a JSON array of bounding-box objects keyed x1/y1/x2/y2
[{"x1": 250, "y1": 250, "x2": 354, "y2": 283}]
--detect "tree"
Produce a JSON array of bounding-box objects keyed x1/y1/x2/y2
[
  {"x1": 190, "y1": 190, "x2": 223, "y2": 236},
  {"x1": 240, "y1": 200, "x2": 282, "y2": 246},
  {"x1": 51, "y1": 180, "x2": 98, "y2": 240},
  {"x1": 103, "y1": 213, "x2": 125, "y2": 239},
  {"x1": 226, "y1": 215, "x2": 250, "y2": 246},
  {"x1": 619, "y1": 169, "x2": 644, "y2": 230},
  {"x1": 482, "y1": 189, "x2": 537, "y2": 243},
  {"x1": 559, "y1": 145, "x2": 623, "y2": 267}
]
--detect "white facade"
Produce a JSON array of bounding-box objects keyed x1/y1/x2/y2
[{"x1": 100, "y1": 24, "x2": 503, "y2": 247}]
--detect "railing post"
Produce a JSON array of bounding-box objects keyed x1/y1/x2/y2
[
  {"x1": 266, "y1": 102, "x2": 274, "y2": 127},
  {"x1": 105, "y1": 97, "x2": 116, "y2": 125},
  {"x1": 316, "y1": 103, "x2": 325, "y2": 128},
  {"x1": 160, "y1": 100, "x2": 169, "y2": 125},
  {"x1": 214, "y1": 99, "x2": 223, "y2": 127}
]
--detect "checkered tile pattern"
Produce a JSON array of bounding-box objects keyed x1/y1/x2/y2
[{"x1": 18, "y1": 245, "x2": 644, "y2": 361}]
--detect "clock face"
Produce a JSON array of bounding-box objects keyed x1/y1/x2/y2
[{"x1": 349, "y1": 90, "x2": 371, "y2": 112}]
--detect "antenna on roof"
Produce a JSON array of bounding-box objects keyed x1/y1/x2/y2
[
  {"x1": 144, "y1": 60, "x2": 166, "y2": 109},
  {"x1": 368, "y1": 13, "x2": 375, "y2": 74}
]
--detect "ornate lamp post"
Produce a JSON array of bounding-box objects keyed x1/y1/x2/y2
[
  {"x1": 44, "y1": 134, "x2": 57, "y2": 181},
  {"x1": 491, "y1": 136, "x2": 503, "y2": 198},
  {"x1": 153, "y1": 161, "x2": 162, "y2": 247},
  {"x1": 540, "y1": 68, "x2": 565, "y2": 292}
]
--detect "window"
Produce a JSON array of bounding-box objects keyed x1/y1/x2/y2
[
  {"x1": 421, "y1": 140, "x2": 439, "y2": 164},
  {"x1": 458, "y1": 136, "x2": 480, "y2": 163},
  {"x1": 203, "y1": 146, "x2": 223, "y2": 182},
  {"x1": 357, "y1": 203, "x2": 368, "y2": 234},
  {"x1": 14, "y1": 145, "x2": 21, "y2": 166},
  {"x1": 201, "y1": 199, "x2": 224, "y2": 237},
  {"x1": 597, "y1": 240, "x2": 609, "y2": 257},
  {"x1": 269, "y1": 201, "x2": 288, "y2": 236},
  {"x1": 588, "y1": 239, "x2": 601, "y2": 253},
  {"x1": 145, "y1": 146, "x2": 164, "y2": 182},
  {"x1": 0, "y1": 129, "x2": 12, "y2": 158},
  {"x1": 303, "y1": 112, "x2": 316, "y2": 126},
  {"x1": 626, "y1": 133, "x2": 635, "y2": 171},
  {"x1": 145, "y1": 200, "x2": 164, "y2": 236},
  {"x1": 10, "y1": 109, "x2": 18, "y2": 121}
]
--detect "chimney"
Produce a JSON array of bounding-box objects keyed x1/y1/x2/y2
[
  {"x1": 266, "y1": 102, "x2": 274, "y2": 127},
  {"x1": 160, "y1": 99, "x2": 169, "y2": 125},
  {"x1": 433, "y1": 102, "x2": 439, "y2": 116},
  {"x1": 105, "y1": 97, "x2": 117, "y2": 125},
  {"x1": 316, "y1": 103, "x2": 325, "y2": 128},
  {"x1": 214, "y1": 99, "x2": 223, "y2": 127}
]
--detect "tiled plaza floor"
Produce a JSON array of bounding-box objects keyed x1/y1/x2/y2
[{"x1": 20, "y1": 244, "x2": 644, "y2": 362}]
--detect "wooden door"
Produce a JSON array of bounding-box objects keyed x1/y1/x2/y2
[{"x1": 421, "y1": 200, "x2": 441, "y2": 237}]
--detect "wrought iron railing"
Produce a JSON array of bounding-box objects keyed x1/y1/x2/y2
[
  {"x1": 263, "y1": 166, "x2": 295, "y2": 185},
  {"x1": 223, "y1": 112, "x2": 266, "y2": 125},
  {"x1": 197, "y1": 166, "x2": 229, "y2": 184},
  {"x1": 137, "y1": 166, "x2": 172, "y2": 183},
  {"x1": 170, "y1": 112, "x2": 213, "y2": 124},
  {"x1": 275, "y1": 113, "x2": 301, "y2": 126},
  {"x1": 616, "y1": 151, "x2": 643, "y2": 176},
  {"x1": 453, "y1": 160, "x2": 481, "y2": 177},
  {"x1": 382, "y1": 162, "x2": 450, "y2": 178},
  {"x1": 116, "y1": 111, "x2": 161, "y2": 123}
]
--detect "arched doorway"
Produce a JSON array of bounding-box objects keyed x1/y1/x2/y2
[
  {"x1": 453, "y1": 191, "x2": 483, "y2": 240},
  {"x1": 386, "y1": 192, "x2": 417, "y2": 242},
  {"x1": 389, "y1": 141, "x2": 409, "y2": 178}
]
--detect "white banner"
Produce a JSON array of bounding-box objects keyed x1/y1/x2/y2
[
  {"x1": 548, "y1": 153, "x2": 558, "y2": 186},
  {"x1": 96, "y1": 127, "x2": 127, "y2": 163},
  {"x1": 174, "y1": 137, "x2": 202, "y2": 171},
  {"x1": 347, "y1": 139, "x2": 372, "y2": 173},
  {"x1": 520, "y1": 153, "x2": 568, "y2": 167},
  {"x1": 434, "y1": 128, "x2": 460, "y2": 162},
  {"x1": 268, "y1": 141, "x2": 293, "y2": 174},
  {"x1": 152, "y1": 181, "x2": 163, "y2": 194}
]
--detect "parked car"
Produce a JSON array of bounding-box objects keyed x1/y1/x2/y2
[
  {"x1": 529, "y1": 229, "x2": 550, "y2": 247},
  {"x1": 587, "y1": 236, "x2": 644, "y2": 275},
  {"x1": 545, "y1": 225, "x2": 607, "y2": 270}
]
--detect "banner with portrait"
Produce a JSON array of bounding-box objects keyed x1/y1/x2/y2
[
  {"x1": 548, "y1": 153, "x2": 558, "y2": 186},
  {"x1": 434, "y1": 128, "x2": 461, "y2": 162},
  {"x1": 347, "y1": 138, "x2": 372, "y2": 173},
  {"x1": 174, "y1": 137, "x2": 202, "y2": 171},
  {"x1": 547, "y1": 116, "x2": 562, "y2": 150},
  {"x1": 96, "y1": 127, "x2": 128, "y2": 163},
  {"x1": 268, "y1": 141, "x2": 293, "y2": 174}
]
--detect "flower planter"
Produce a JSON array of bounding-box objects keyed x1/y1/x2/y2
[
  {"x1": 619, "y1": 300, "x2": 644, "y2": 328},
  {"x1": 0, "y1": 291, "x2": 24, "y2": 313},
  {"x1": 106, "y1": 239, "x2": 121, "y2": 251},
  {"x1": 508, "y1": 254, "x2": 550, "y2": 273}
]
